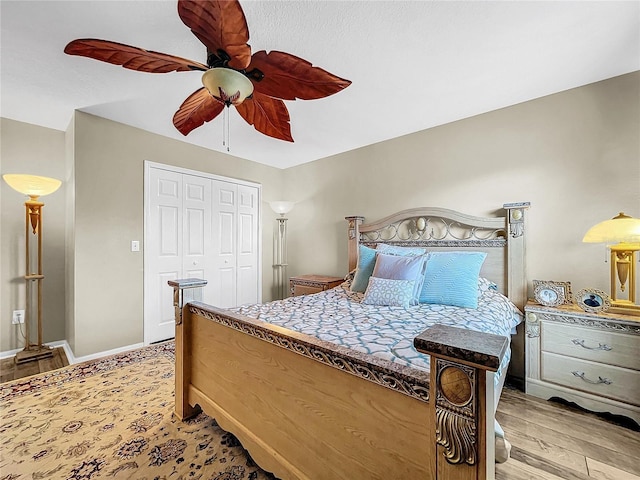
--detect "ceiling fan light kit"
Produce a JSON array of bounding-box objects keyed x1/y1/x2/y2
[
  {"x1": 202, "y1": 68, "x2": 254, "y2": 107},
  {"x1": 64, "y1": 0, "x2": 351, "y2": 144}
]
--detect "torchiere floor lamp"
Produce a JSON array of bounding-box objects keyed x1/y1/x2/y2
[{"x1": 3, "y1": 174, "x2": 62, "y2": 364}]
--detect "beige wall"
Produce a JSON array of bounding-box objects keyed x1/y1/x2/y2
[
  {"x1": 70, "y1": 112, "x2": 283, "y2": 357},
  {"x1": 1, "y1": 119, "x2": 67, "y2": 352},
  {"x1": 283, "y1": 71, "x2": 640, "y2": 305},
  {"x1": 1, "y1": 72, "x2": 638, "y2": 358}
]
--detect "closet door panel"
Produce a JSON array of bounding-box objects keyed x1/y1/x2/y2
[
  {"x1": 182, "y1": 175, "x2": 213, "y2": 304},
  {"x1": 237, "y1": 185, "x2": 259, "y2": 306},
  {"x1": 147, "y1": 168, "x2": 183, "y2": 343},
  {"x1": 211, "y1": 180, "x2": 238, "y2": 307}
]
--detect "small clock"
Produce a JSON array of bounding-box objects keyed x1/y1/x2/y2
[{"x1": 533, "y1": 281, "x2": 568, "y2": 307}]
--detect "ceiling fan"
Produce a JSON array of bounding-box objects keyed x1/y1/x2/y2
[{"x1": 64, "y1": 0, "x2": 351, "y2": 143}]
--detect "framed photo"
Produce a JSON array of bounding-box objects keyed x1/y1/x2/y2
[
  {"x1": 576, "y1": 288, "x2": 611, "y2": 313},
  {"x1": 533, "y1": 280, "x2": 573, "y2": 307}
]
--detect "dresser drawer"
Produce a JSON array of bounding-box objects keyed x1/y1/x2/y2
[
  {"x1": 541, "y1": 321, "x2": 640, "y2": 370},
  {"x1": 541, "y1": 352, "x2": 640, "y2": 406}
]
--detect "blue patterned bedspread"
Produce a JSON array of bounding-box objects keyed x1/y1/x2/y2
[{"x1": 231, "y1": 280, "x2": 522, "y2": 386}]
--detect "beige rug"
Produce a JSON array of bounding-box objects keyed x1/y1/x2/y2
[{"x1": 0, "y1": 342, "x2": 275, "y2": 480}]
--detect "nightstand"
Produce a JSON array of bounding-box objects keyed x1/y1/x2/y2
[
  {"x1": 289, "y1": 274, "x2": 344, "y2": 297},
  {"x1": 524, "y1": 301, "x2": 640, "y2": 426}
]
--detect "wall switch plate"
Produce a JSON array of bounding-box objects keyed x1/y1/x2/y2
[
  {"x1": 131, "y1": 240, "x2": 140, "y2": 252},
  {"x1": 12, "y1": 310, "x2": 25, "y2": 324}
]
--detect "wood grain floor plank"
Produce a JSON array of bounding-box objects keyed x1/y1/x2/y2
[
  {"x1": 508, "y1": 445, "x2": 592, "y2": 480},
  {"x1": 586, "y1": 457, "x2": 640, "y2": 480},
  {"x1": 496, "y1": 457, "x2": 576, "y2": 480},
  {"x1": 498, "y1": 388, "x2": 639, "y2": 456},
  {"x1": 497, "y1": 411, "x2": 640, "y2": 476},
  {"x1": 497, "y1": 423, "x2": 588, "y2": 474}
]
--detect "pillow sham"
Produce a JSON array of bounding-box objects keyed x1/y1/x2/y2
[
  {"x1": 372, "y1": 253, "x2": 428, "y2": 305},
  {"x1": 350, "y1": 244, "x2": 377, "y2": 292},
  {"x1": 419, "y1": 251, "x2": 487, "y2": 308},
  {"x1": 376, "y1": 243, "x2": 427, "y2": 256},
  {"x1": 363, "y1": 277, "x2": 415, "y2": 308}
]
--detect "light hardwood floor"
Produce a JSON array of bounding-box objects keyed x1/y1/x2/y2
[
  {"x1": 0, "y1": 347, "x2": 69, "y2": 383},
  {"x1": 496, "y1": 386, "x2": 640, "y2": 480},
  {"x1": 0, "y1": 352, "x2": 637, "y2": 479}
]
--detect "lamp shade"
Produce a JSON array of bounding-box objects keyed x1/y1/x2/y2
[
  {"x1": 583, "y1": 213, "x2": 640, "y2": 244},
  {"x1": 3, "y1": 174, "x2": 62, "y2": 199},
  {"x1": 269, "y1": 201, "x2": 295, "y2": 216},
  {"x1": 202, "y1": 68, "x2": 254, "y2": 106}
]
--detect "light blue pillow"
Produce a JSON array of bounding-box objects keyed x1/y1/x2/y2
[
  {"x1": 363, "y1": 277, "x2": 415, "y2": 307},
  {"x1": 350, "y1": 244, "x2": 377, "y2": 292},
  {"x1": 372, "y1": 253, "x2": 428, "y2": 305},
  {"x1": 419, "y1": 252, "x2": 487, "y2": 308},
  {"x1": 376, "y1": 243, "x2": 427, "y2": 256}
]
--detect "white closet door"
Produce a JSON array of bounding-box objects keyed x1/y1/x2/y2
[
  {"x1": 211, "y1": 179, "x2": 238, "y2": 308},
  {"x1": 182, "y1": 175, "x2": 213, "y2": 304},
  {"x1": 237, "y1": 184, "x2": 259, "y2": 306},
  {"x1": 146, "y1": 168, "x2": 183, "y2": 343},
  {"x1": 145, "y1": 162, "x2": 261, "y2": 344}
]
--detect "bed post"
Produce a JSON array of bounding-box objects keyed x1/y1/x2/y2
[
  {"x1": 169, "y1": 278, "x2": 207, "y2": 421},
  {"x1": 345, "y1": 215, "x2": 364, "y2": 272},
  {"x1": 502, "y1": 202, "x2": 530, "y2": 386},
  {"x1": 415, "y1": 325, "x2": 508, "y2": 480}
]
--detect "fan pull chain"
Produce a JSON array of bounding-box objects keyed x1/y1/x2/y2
[{"x1": 221, "y1": 106, "x2": 231, "y2": 152}]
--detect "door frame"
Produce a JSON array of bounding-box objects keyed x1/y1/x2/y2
[{"x1": 143, "y1": 161, "x2": 262, "y2": 345}]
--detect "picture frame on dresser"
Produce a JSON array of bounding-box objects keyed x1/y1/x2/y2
[
  {"x1": 575, "y1": 288, "x2": 611, "y2": 313},
  {"x1": 533, "y1": 280, "x2": 572, "y2": 307},
  {"x1": 525, "y1": 301, "x2": 640, "y2": 428}
]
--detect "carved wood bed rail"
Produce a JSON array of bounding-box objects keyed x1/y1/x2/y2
[{"x1": 171, "y1": 203, "x2": 530, "y2": 480}]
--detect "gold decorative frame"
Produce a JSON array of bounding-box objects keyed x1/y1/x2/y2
[
  {"x1": 533, "y1": 280, "x2": 573, "y2": 306},
  {"x1": 576, "y1": 288, "x2": 611, "y2": 313}
]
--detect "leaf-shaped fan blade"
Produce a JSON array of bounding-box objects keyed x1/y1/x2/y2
[
  {"x1": 178, "y1": 0, "x2": 251, "y2": 70},
  {"x1": 236, "y1": 91, "x2": 293, "y2": 142},
  {"x1": 64, "y1": 39, "x2": 208, "y2": 73},
  {"x1": 173, "y1": 87, "x2": 225, "y2": 136},
  {"x1": 248, "y1": 51, "x2": 351, "y2": 100}
]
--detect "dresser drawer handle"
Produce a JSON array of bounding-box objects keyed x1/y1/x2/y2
[
  {"x1": 571, "y1": 339, "x2": 612, "y2": 351},
  {"x1": 571, "y1": 371, "x2": 612, "y2": 385}
]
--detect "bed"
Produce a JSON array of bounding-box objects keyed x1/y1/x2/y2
[{"x1": 171, "y1": 203, "x2": 530, "y2": 480}]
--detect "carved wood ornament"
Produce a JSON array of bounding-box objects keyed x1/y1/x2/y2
[
  {"x1": 64, "y1": 0, "x2": 351, "y2": 142},
  {"x1": 435, "y1": 359, "x2": 478, "y2": 465}
]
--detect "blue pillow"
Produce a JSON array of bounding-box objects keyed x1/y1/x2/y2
[
  {"x1": 350, "y1": 244, "x2": 377, "y2": 292},
  {"x1": 372, "y1": 253, "x2": 428, "y2": 305},
  {"x1": 419, "y1": 252, "x2": 487, "y2": 308},
  {"x1": 363, "y1": 277, "x2": 415, "y2": 308}
]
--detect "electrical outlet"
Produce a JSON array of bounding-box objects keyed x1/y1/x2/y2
[{"x1": 12, "y1": 310, "x2": 25, "y2": 324}]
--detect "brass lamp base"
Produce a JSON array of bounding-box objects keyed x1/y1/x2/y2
[
  {"x1": 15, "y1": 346, "x2": 53, "y2": 365},
  {"x1": 609, "y1": 303, "x2": 640, "y2": 317}
]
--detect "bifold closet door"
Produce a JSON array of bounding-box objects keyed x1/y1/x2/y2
[
  {"x1": 146, "y1": 166, "x2": 260, "y2": 344},
  {"x1": 146, "y1": 168, "x2": 212, "y2": 344}
]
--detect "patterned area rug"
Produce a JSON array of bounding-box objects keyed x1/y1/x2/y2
[{"x1": 0, "y1": 342, "x2": 276, "y2": 480}]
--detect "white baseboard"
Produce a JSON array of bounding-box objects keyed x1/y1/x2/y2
[{"x1": 1, "y1": 340, "x2": 146, "y2": 365}]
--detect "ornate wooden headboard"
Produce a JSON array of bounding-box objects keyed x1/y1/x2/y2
[{"x1": 345, "y1": 203, "x2": 531, "y2": 383}]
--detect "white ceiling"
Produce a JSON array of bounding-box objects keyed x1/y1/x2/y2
[{"x1": 2, "y1": 1, "x2": 639, "y2": 169}]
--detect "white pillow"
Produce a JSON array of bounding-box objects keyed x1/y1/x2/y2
[
  {"x1": 363, "y1": 277, "x2": 415, "y2": 307},
  {"x1": 372, "y1": 253, "x2": 428, "y2": 305}
]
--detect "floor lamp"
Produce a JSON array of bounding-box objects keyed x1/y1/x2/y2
[
  {"x1": 3, "y1": 174, "x2": 62, "y2": 364},
  {"x1": 270, "y1": 201, "x2": 294, "y2": 300}
]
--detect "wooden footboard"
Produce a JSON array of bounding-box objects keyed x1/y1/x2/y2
[{"x1": 171, "y1": 280, "x2": 508, "y2": 480}]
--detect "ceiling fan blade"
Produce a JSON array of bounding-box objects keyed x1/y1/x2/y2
[
  {"x1": 173, "y1": 87, "x2": 225, "y2": 136},
  {"x1": 236, "y1": 91, "x2": 293, "y2": 142},
  {"x1": 64, "y1": 39, "x2": 208, "y2": 72},
  {"x1": 247, "y1": 51, "x2": 351, "y2": 101},
  {"x1": 178, "y1": 0, "x2": 251, "y2": 70}
]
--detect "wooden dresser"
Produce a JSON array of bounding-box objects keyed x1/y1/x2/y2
[
  {"x1": 524, "y1": 301, "x2": 640, "y2": 426},
  {"x1": 289, "y1": 274, "x2": 344, "y2": 297}
]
